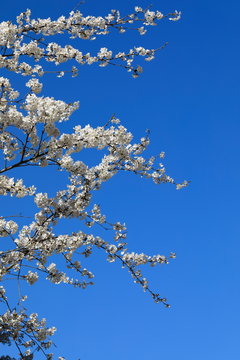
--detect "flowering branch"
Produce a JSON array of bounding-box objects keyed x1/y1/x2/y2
[{"x1": 0, "y1": 5, "x2": 187, "y2": 359}]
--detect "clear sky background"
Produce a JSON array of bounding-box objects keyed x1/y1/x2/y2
[{"x1": 1, "y1": 0, "x2": 240, "y2": 359}]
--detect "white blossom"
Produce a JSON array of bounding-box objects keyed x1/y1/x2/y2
[
  {"x1": 26, "y1": 271, "x2": 39, "y2": 285},
  {"x1": 26, "y1": 78, "x2": 43, "y2": 93}
]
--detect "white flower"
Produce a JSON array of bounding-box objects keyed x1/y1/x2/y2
[
  {"x1": 26, "y1": 78, "x2": 43, "y2": 94},
  {"x1": 0, "y1": 286, "x2": 6, "y2": 297},
  {"x1": 26, "y1": 271, "x2": 39, "y2": 285},
  {"x1": 169, "y1": 11, "x2": 182, "y2": 21},
  {"x1": 176, "y1": 180, "x2": 188, "y2": 190},
  {"x1": 135, "y1": 7, "x2": 142, "y2": 12}
]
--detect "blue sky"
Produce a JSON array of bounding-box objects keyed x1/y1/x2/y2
[{"x1": 1, "y1": 0, "x2": 240, "y2": 359}]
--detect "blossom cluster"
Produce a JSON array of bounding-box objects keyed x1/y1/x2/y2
[
  {"x1": 0, "y1": 175, "x2": 35, "y2": 197},
  {"x1": 0, "y1": 288, "x2": 56, "y2": 359},
  {"x1": 0, "y1": 7, "x2": 180, "y2": 77}
]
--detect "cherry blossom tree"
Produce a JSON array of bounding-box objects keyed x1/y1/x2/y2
[{"x1": 0, "y1": 5, "x2": 187, "y2": 360}]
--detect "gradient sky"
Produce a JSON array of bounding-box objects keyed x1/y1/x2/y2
[{"x1": 1, "y1": 0, "x2": 240, "y2": 359}]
